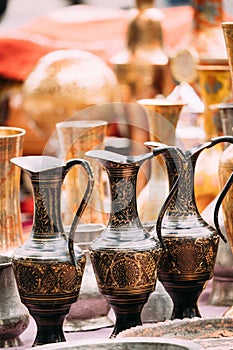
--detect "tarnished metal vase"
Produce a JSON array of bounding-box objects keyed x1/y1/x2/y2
[
  {"x1": 0, "y1": 255, "x2": 29, "y2": 348},
  {"x1": 109, "y1": 0, "x2": 171, "y2": 104},
  {"x1": 137, "y1": 99, "x2": 185, "y2": 227},
  {"x1": 222, "y1": 22, "x2": 233, "y2": 89},
  {"x1": 207, "y1": 103, "x2": 233, "y2": 307},
  {"x1": 0, "y1": 126, "x2": 25, "y2": 255},
  {"x1": 56, "y1": 120, "x2": 108, "y2": 227}
]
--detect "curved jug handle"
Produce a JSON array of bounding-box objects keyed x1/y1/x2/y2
[
  {"x1": 187, "y1": 135, "x2": 233, "y2": 242},
  {"x1": 209, "y1": 135, "x2": 233, "y2": 148},
  {"x1": 213, "y1": 171, "x2": 233, "y2": 244},
  {"x1": 186, "y1": 136, "x2": 233, "y2": 161},
  {"x1": 156, "y1": 175, "x2": 180, "y2": 250},
  {"x1": 145, "y1": 143, "x2": 186, "y2": 250},
  {"x1": 207, "y1": 137, "x2": 233, "y2": 239},
  {"x1": 204, "y1": 136, "x2": 233, "y2": 242},
  {"x1": 154, "y1": 146, "x2": 187, "y2": 251},
  {"x1": 63, "y1": 158, "x2": 94, "y2": 268}
]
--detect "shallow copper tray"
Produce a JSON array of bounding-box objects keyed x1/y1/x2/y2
[{"x1": 118, "y1": 317, "x2": 233, "y2": 350}]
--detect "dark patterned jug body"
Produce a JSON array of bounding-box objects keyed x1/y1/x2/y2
[
  {"x1": 147, "y1": 136, "x2": 233, "y2": 319},
  {"x1": 10, "y1": 156, "x2": 94, "y2": 346},
  {"x1": 86, "y1": 148, "x2": 169, "y2": 337}
]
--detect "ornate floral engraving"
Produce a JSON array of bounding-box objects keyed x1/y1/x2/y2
[
  {"x1": 13, "y1": 257, "x2": 86, "y2": 299},
  {"x1": 158, "y1": 234, "x2": 219, "y2": 275},
  {"x1": 91, "y1": 249, "x2": 160, "y2": 293}
]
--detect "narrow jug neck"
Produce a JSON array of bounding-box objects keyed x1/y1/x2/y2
[
  {"x1": 30, "y1": 173, "x2": 64, "y2": 238},
  {"x1": 163, "y1": 152, "x2": 199, "y2": 217},
  {"x1": 106, "y1": 164, "x2": 142, "y2": 229}
]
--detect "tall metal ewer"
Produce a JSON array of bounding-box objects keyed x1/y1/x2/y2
[
  {"x1": 0, "y1": 127, "x2": 25, "y2": 255},
  {"x1": 86, "y1": 144, "x2": 175, "y2": 338},
  {"x1": 221, "y1": 23, "x2": 233, "y2": 265},
  {"x1": 137, "y1": 99, "x2": 185, "y2": 226},
  {"x1": 10, "y1": 155, "x2": 94, "y2": 346},
  {"x1": 207, "y1": 103, "x2": 233, "y2": 308},
  {"x1": 147, "y1": 136, "x2": 233, "y2": 320},
  {"x1": 222, "y1": 22, "x2": 233, "y2": 91}
]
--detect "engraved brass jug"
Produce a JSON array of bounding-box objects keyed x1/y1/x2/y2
[
  {"x1": 86, "y1": 145, "x2": 174, "y2": 337},
  {"x1": 146, "y1": 136, "x2": 233, "y2": 319},
  {"x1": 10, "y1": 155, "x2": 94, "y2": 346}
]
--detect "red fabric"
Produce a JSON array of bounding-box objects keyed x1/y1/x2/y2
[
  {"x1": 0, "y1": 38, "x2": 53, "y2": 81},
  {"x1": 0, "y1": 5, "x2": 129, "y2": 81},
  {"x1": 0, "y1": 4, "x2": 232, "y2": 82}
]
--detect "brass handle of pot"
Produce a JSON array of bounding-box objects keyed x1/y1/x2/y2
[
  {"x1": 189, "y1": 135, "x2": 233, "y2": 242},
  {"x1": 146, "y1": 143, "x2": 186, "y2": 250},
  {"x1": 64, "y1": 158, "x2": 94, "y2": 268},
  {"x1": 153, "y1": 146, "x2": 187, "y2": 251},
  {"x1": 209, "y1": 135, "x2": 233, "y2": 148},
  {"x1": 214, "y1": 171, "x2": 233, "y2": 244},
  {"x1": 156, "y1": 174, "x2": 180, "y2": 251},
  {"x1": 207, "y1": 136, "x2": 233, "y2": 242}
]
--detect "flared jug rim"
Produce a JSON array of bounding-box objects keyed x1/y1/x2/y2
[
  {"x1": 0, "y1": 255, "x2": 11, "y2": 268},
  {"x1": 11, "y1": 155, "x2": 64, "y2": 173},
  {"x1": 215, "y1": 102, "x2": 233, "y2": 110},
  {"x1": 137, "y1": 98, "x2": 187, "y2": 107},
  {"x1": 0, "y1": 126, "x2": 26, "y2": 138},
  {"x1": 222, "y1": 21, "x2": 233, "y2": 28},
  {"x1": 86, "y1": 149, "x2": 153, "y2": 165},
  {"x1": 56, "y1": 120, "x2": 108, "y2": 128}
]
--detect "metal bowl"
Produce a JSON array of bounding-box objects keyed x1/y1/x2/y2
[{"x1": 29, "y1": 337, "x2": 200, "y2": 350}]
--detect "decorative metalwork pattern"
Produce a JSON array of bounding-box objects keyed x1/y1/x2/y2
[
  {"x1": 103, "y1": 160, "x2": 142, "y2": 228},
  {"x1": 33, "y1": 180, "x2": 63, "y2": 235},
  {"x1": 91, "y1": 248, "x2": 160, "y2": 292},
  {"x1": 13, "y1": 257, "x2": 86, "y2": 299},
  {"x1": 149, "y1": 138, "x2": 232, "y2": 319},
  {"x1": 162, "y1": 152, "x2": 197, "y2": 218},
  {"x1": 158, "y1": 234, "x2": 219, "y2": 275},
  {"x1": 10, "y1": 155, "x2": 94, "y2": 346},
  {"x1": 109, "y1": 174, "x2": 138, "y2": 227},
  {"x1": 86, "y1": 149, "x2": 164, "y2": 337}
]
